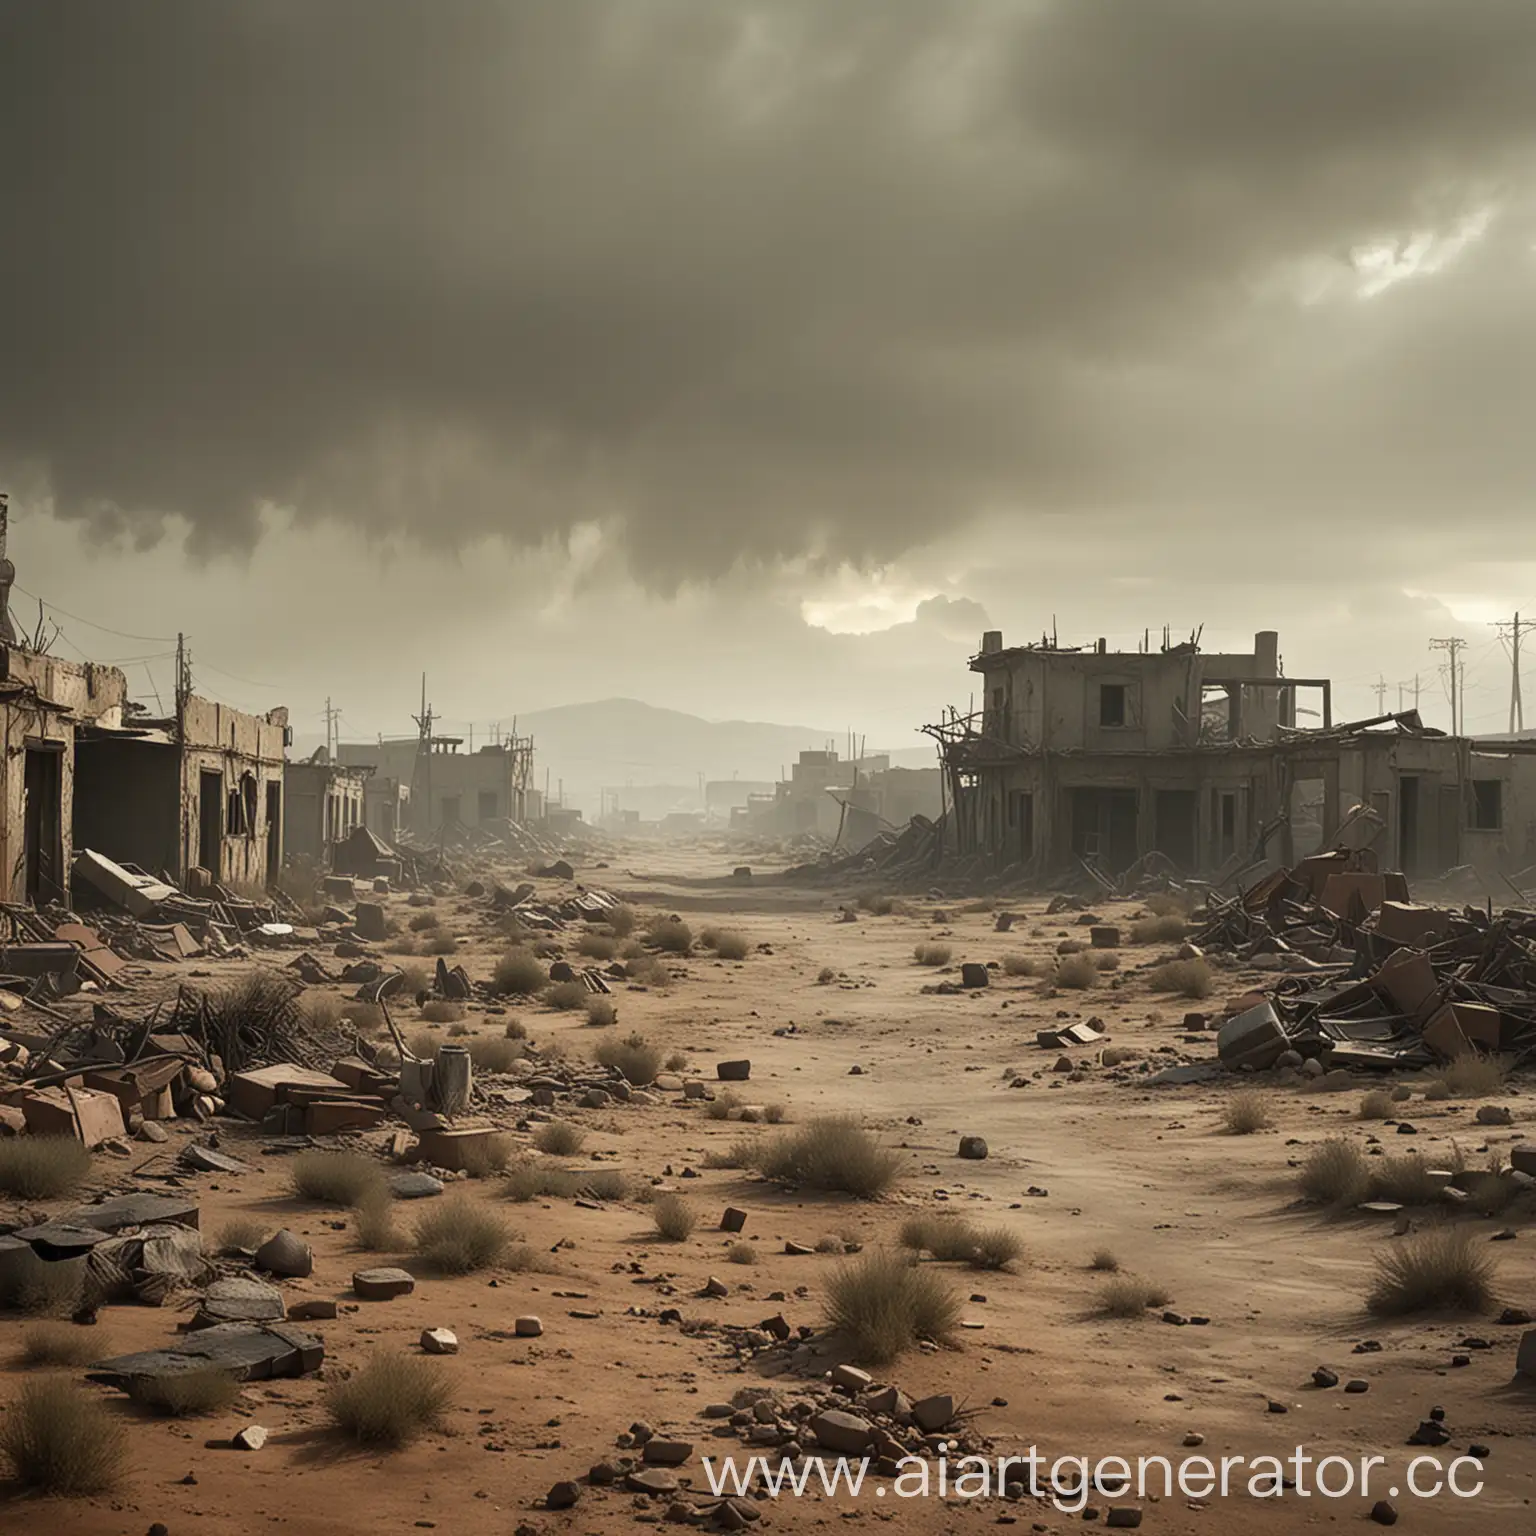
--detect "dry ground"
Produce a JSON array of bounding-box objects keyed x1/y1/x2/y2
[{"x1": 2, "y1": 844, "x2": 1532, "y2": 1533}]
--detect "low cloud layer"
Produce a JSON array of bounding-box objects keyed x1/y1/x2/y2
[{"x1": 3, "y1": 1, "x2": 1535, "y2": 584}]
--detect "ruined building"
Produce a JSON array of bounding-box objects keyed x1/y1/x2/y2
[
  {"x1": 933, "y1": 628, "x2": 1536, "y2": 880},
  {"x1": 283, "y1": 751, "x2": 369, "y2": 863}
]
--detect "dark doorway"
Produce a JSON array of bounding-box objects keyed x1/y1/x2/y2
[
  {"x1": 23, "y1": 744, "x2": 64, "y2": 903},
  {"x1": 1007, "y1": 790, "x2": 1034, "y2": 863},
  {"x1": 199, "y1": 768, "x2": 224, "y2": 876},
  {"x1": 1069, "y1": 787, "x2": 1139, "y2": 871},
  {"x1": 1436, "y1": 783, "x2": 1460, "y2": 874},
  {"x1": 1215, "y1": 790, "x2": 1239, "y2": 865},
  {"x1": 266, "y1": 781, "x2": 282, "y2": 884},
  {"x1": 478, "y1": 790, "x2": 498, "y2": 822},
  {"x1": 1153, "y1": 789, "x2": 1198, "y2": 870},
  {"x1": 440, "y1": 795, "x2": 461, "y2": 827},
  {"x1": 1398, "y1": 775, "x2": 1420, "y2": 876}
]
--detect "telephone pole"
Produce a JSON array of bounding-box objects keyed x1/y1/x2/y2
[
  {"x1": 323, "y1": 698, "x2": 341, "y2": 760},
  {"x1": 1495, "y1": 612, "x2": 1535, "y2": 734},
  {"x1": 1372, "y1": 676, "x2": 1388, "y2": 714},
  {"x1": 1429, "y1": 637, "x2": 1466, "y2": 736}
]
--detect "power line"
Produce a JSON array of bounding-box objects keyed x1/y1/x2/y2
[
  {"x1": 1428, "y1": 636, "x2": 1466, "y2": 736},
  {"x1": 1494, "y1": 612, "x2": 1536, "y2": 733},
  {"x1": 11, "y1": 582, "x2": 177, "y2": 644}
]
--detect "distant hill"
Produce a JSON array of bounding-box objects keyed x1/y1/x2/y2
[{"x1": 516, "y1": 697, "x2": 931, "y2": 814}]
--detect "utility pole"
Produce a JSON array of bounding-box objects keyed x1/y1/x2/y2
[
  {"x1": 1429, "y1": 637, "x2": 1466, "y2": 736},
  {"x1": 1495, "y1": 612, "x2": 1535, "y2": 734},
  {"x1": 174, "y1": 632, "x2": 191, "y2": 736},
  {"x1": 411, "y1": 673, "x2": 434, "y2": 834},
  {"x1": 323, "y1": 697, "x2": 342, "y2": 761},
  {"x1": 1372, "y1": 676, "x2": 1388, "y2": 714}
]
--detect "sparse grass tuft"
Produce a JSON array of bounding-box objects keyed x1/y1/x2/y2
[
  {"x1": 544, "y1": 979, "x2": 589, "y2": 1011},
  {"x1": 504, "y1": 1017, "x2": 528, "y2": 1040},
  {"x1": 727, "y1": 1242, "x2": 758, "y2": 1265},
  {"x1": 664, "y1": 1049, "x2": 689, "y2": 1072},
  {"x1": 1359, "y1": 1089, "x2": 1395, "y2": 1121},
  {"x1": 824, "y1": 1249, "x2": 961, "y2": 1364},
  {"x1": 1299, "y1": 1139, "x2": 1372, "y2": 1207},
  {"x1": 648, "y1": 917, "x2": 694, "y2": 955},
  {"x1": 1436, "y1": 1053, "x2": 1509, "y2": 1097},
  {"x1": 705, "y1": 1089, "x2": 742, "y2": 1121},
  {"x1": 1224, "y1": 1090, "x2": 1273, "y2": 1135},
  {"x1": 0, "y1": 1252, "x2": 84, "y2": 1315},
  {"x1": 409, "y1": 911, "x2": 441, "y2": 932},
  {"x1": 1002, "y1": 954, "x2": 1042, "y2": 977},
  {"x1": 326, "y1": 1351, "x2": 454, "y2": 1448},
  {"x1": 353, "y1": 1190, "x2": 403, "y2": 1251},
  {"x1": 577, "y1": 931, "x2": 618, "y2": 961},
  {"x1": 594, "y1": 1030, "x2": 662, "y2": 1085},
  {"x1": 131, "y1": 1367, "x2": 242, "y2": 1417},
  {"x1": 1089, "y1": 1248, "x2": 1120, "y2": 1272},
  {"x1": 291, "y1": 1149, "x2": 385, "y2": 1207},
  {"x1": 0, "y1": 1376, "x2": 127, "y2": 1493},
  {"x1": 1146, "y1": 958, "x2": 1213, "y2": 999},
  {"x1": 532, "y1": 1121, "x2": 586, "y2": 1155},
  {"x1": 413, "y1": 1194, "x2": 519, "y2": 1274},
  {"x1": 215, "y1": 1217, "x2": 267, "y2": 1254},
  {"x1": 459, "y1": 1133, "x2": 515, "y2": 1179},
  {"x1": 1096, "y1": 1276, "x2": 1168, "y2": 1318},
  {"x1": 421, "y1": 931, "x2": 459, "y2": 956},
  {"x1": 398, "y1": 962, "x2": 433, "y2": 995},
  {"x1": 753, "y1": 1115, "x2": 903, "y2": 1198},
  {"x1": 1053, "y1": 953, "x2": 1098, "y2": 989},
  {"x1": 1370, "y1": 1154, "x2": 1447, "y2": 1207},
  {"x1": 711, "y1": 930, "x2": 750, "y2": 961},
  {"x1": 0, "y1": 1137, "x2": 93, "y2": 1199},
  {"x1": 970, "y1": 1226, "x2": 1025, "y2": 1271},
  {"x1": 652, "y1": 1193, "x2": 698, "y2": 1241},
  {"x1": 1367, "y1": 1226, "x2": 1497, "y2": 1316},
  {"x1": 913, "y1": 942, "x2": 952, "y2": 967},
  {"x1": 606, "y1": 904, "x2": 637, "y2": 938},
  {"x1": 18, "y1": 1323, "x2": 104, "y2": 1368},
  {"x1": 301, "y1": 991, "x2": 344, "y2": 1030},
  {"x1": 899, "y1": 1212, "x2": 979, "y2": 1262},
  {"x1": 859, "y1": 892, "x2": 895, "y2": 915},
  {"x1": 492, "y1": 948, "x2": 547, "y2": 996},
  {"x1": 585, "y1": 995, "x2": 617, "y2": 1028},
  {"x1": 1131, "y1": 914, "x2": 1189, "y2": 943},
  {"x1": 466, "y1": 1035, "x2": 525, "y2": 1073},
  {"x1": 817, "y1": 966, "x2": 837, "y2": 984},
  {"x1": 341, "y1": 1001, "x2": 386, "y2": 1035},
  {"x1": 420, "y1": 1000, "x2": 464, "y2": 1024}
]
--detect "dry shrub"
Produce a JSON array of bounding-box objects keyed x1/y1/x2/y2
[
  {"x1": 408, "y1": 1028, "x2": 442, "y2": 1060},
  {"x1": 1096, "y1": 1276, "x2": 1168, "y2": 1318},
  {"x1": 1463, "y1": 1158, "x2": 1521, "y2": 1218},
  {"x1": 1144, "y1": 891, "x2": 1195, "y2": 917},
  {"x1": 859, "y1": 892, "x2": 895, "y2": 915},
  {"x1": 754, "y1": 1115, "x2": 903, "y2": 1198},
  {"x1": 727, "y1": 1242, "x2": 758, "y2": 1265},
  {"x1": 1053, "y1": 953, "x2": 1098, "y2": 990},
  {"x1": 1092, "y1": 951, "x2": 1121, "y2": 972},
  {"x1": 585, "y1": 995, "x2": 617, "y2": 1028},
  {"x1": 1367, "y1": 1226, "x2": 1497, "y2": 1316},
  {"x1": 1101, "y1": 1046, "x2": 1136, "y2": 1068},
  {"x1": 712, "y1": 930, "x2": 750, "y2": 961},
  {"x1": 421, "y1": 932, "x2": 459, "y2": 956},
  {"x1": 652, "y1": 1193, "x2": 697, "y2": 1241},
  {"x1": 492, "y1": 948, "x2": 547, "y2": 996},
  {"x1": 0, "y1": 1376, "x2": 126, "y2": 1493},
  {"x1": 1089, "y1": 1248, "x2": 1120, "y2": 1272},
  {"x1": 913, "y1": 942, "x2": 952, "y2": 967},
  {"x1": 0, "y1": 1137, "x2": 92, "y2": 1200},
  {"x1": 505, "y1": 1162, "x2": 577, "y2": 1202},
  {"x1": 19, "y1": 1324, "x2": 104, "y2": 1368},
  {"x1": 701, "y1": 1134, "x2": 760, "y2": 1170},
  {"x1": 970, "y1": 1226, "x2": 1026, "y2": 1271},
  {"x1": 326, "y1": 1351, "x2": 453, "y2": 1448},
  {"x1": 1224, "y1": 1090, "x2": 1273, "y2": 1134},
  {"x1": 291, "y1": 1149, "x2": 385, "y2": 1206},
  {"x1": 544, "y1": 979, "x2": 588, "y2": 1011},
  {"x1": 1299, "y1": 1140, "x2": 1372, "y2": 1206},
  {"x1": 533, "y1": 1121, "x2": 586, "y2": 1155},
  {"x1": 1359, "y1": 1089, "x2": 1395, "y2": 1121},
  {"x1": 397, "y1": 961, "x2": 433, "y2": 995},
  {"x1": 0, "y1": 1252, "x2": 84, "y2": 1315},
  {"x1": 626, "y1": 955, "x2": 674, "y2": 988},
  {"x1": 459, "y1": 1133, "x2": 515, "y2": 1179},
  {"x1": 447, "y1": 1022, "x2": 472, "y2": 1037},
  {"x1": 408, "y1": 911, "x2": 441, "y2": 933},
  {"x1": 413, "y1": 1194, "x2": 519, "y2": 1274},
  {"x1": 353, "y1": 1189, "x2": 403, "y2": 1251},
  {"x1": 648, "y1": 917, "x2": 694, "y2": 955},
  {"x1": 594, "y1": 1030, "x2": 662, "y2": 1085},
  {"x1": 467, "y1": 1035, "x2": 524, "y2": 1073},
  {"x1": 1423, "y1": 1079, "x2": 1452, "y2": 1102},
  {"x1": 816, "y1": 1234, "x2": 848, "y2": 1254},
  {"x1": 764, "y1": 1102, "x2": 787, "y2": 1124},
  {"x1": 1437, "y1": 1053, "x2": 1509, "y2": 1097},
  {"x1": 578, "y1": 931, "x2": 617, "y2": 960},
  {"x1": 824, "y1": 1249, "x2": 961, "y2": 1364},
  {"x1": 899, "y1": 1212, "x2": 980, "y2": 1262},
  {"x1": 664, "y1": 1049, "x2": 689, "y2": 1072},
  {"x1": 1131, "y1": 914, "x2": 1188, "y2": 944},
  {"x1": 131, "y1": 1367, "x2": 242, "y2": 1417},
  {"x1": 606, "y1": 904, "x2": 637, "y2": 938},
  {"x1": 582, "y1": 1169, "x2": 630, "y2": 1201},
  {"x1": 1146, "y1": 959, "x2": 1213, "y2": 999},
  {"x1": 420, "y1": 999, "x2": 465, "y2": 1024},
  {"x1": 215, "y1": 1217, "x2": 267, "y2": 1254},
  {"x1": 1370, "y1": 1153, "x2": 1445, "y2": 1207},
  {"x1": 503, "y1": 1017, "x2": 528, "y2": 1040},
  {"x1": 387, "y1": 934, "x2": 420, "y2": 956},
  {"x1": 705, "y1": 1089, "x2": 743, "y2": 1121},
  {"x1": 1057, "y1": 938, "x2": 1087, "y2": 955},
  {"x1": 341, "y1": 1000, "x2": 385, "y2": 1034},
  {"x1": 301, "y1": 991, "x2": 344, "y2": 1030},
  {"x1": 817, "y1": 965, "x2": 837, "y2": 984},
  {"x1": 1002, "y1": 953, "x2": 1041, "y2": 977}
]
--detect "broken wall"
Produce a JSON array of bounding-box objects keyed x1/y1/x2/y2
[{"x1": 73, "y1": 736, "x2": 182, "y2": 877}]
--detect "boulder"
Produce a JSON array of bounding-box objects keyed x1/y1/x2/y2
[
  {"x1": 809, "y1": 1410, "x2": 874, "y2": 1455},
  {"x1": 420, "y1": 1328, "x2": 458, "y2": 1355},
  {"x1": 254, "y1": 1230, "x2": 313, "y2": 1279},
  {"x1": 352, "y1": 1267, "x2": 415, "y2": 1300},
  {"x1": 957, "y1": 1136, "x2": 988, "y2": 1160}
]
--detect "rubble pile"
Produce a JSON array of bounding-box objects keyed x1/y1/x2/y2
[{"x1": 1200, "y1": 848, "x2": 1536, "y2": 1075}]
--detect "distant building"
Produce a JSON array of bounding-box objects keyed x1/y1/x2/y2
[
  {"x1": 284, "y1": 753, "x2": 369, "y2": 864},
  {"x1": 337, "y1": 731, "x2": 533, "y2": 838}
]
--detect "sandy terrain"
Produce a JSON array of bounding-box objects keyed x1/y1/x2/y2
[{"x1": 2, "y1": 843, "x2": 1532, "y2": 1535}]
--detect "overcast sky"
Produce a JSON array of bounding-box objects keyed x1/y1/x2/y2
[{"x1": 3, "y1": 0, "x2": 1535, "y2": 754}]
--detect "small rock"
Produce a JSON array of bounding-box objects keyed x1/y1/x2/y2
[
  {"x1": 1182, "y1": 1433, "x2": 1204, "y2": 1447},
  {"x1": 831, "y1": 1364, "x2": 873, "y2": 1392},
  {"x1": 286, "y1": 1299, "x2": 339, "y2": 1322},
  {"x1": 720, "y1": 1207, "x2": 748, "y2": 1233},
  {"x1": 625, "y1": 1468, "x2": 679, "y2": 1495},
  {"x1": 231, "y1": 1425, "x2": 268, "y2": 1451},
  {"x1": 809, "y1": 1410, "x2": 874, "y2": 1455},
  {"x1": 1345, "y1": 1380, "x2": 1369, "y2": 1394},
  {"x1": 352, "y1": 1267, "x2": 415, "y2": 1300},
  {"x1": 1266, "y1": 1400, "x2": 1288, "y2": 1414},
  {"x1": 136, "y1": 1122, "x2": 170, "y2": 1144},
  {"x1": 1370, "y1": 1499, "x2": 1398, "y2": 1526},
  {"x1": 389, "y1": 1172, "x2": 445, "y2": 1199},
  {"x1": 1312, "y1": 1367, "x2": 1339, "y2": 1389},
  {"x1": 641, "y1": 1439, "x2": 694, "y2": 1466},
  {"x1": 254, "y1": 1229, "x2": 313, "y2": 1279},
  {"x1": 515, "y1": 1315, "x2": 543, "y2": 1337},
  {"x1": 911, "y1": 1394, "x2": 955, "y2": 1432},
  {"x1": 716, "y1": 1060, "x2": 752, "y2": 1082},
  {"x1": 420, "y1": 1328, "x2": 458, "y2": 1354},
  {"x1": 702, "y1": 1277, "x2": 729, "y2": 1299},
  {"x1": 1105, "y1": 1511, "x2": 1142, "y2": 1530},
  {"x1": 957, "y1": 1136, "x2": 989, "y2": 1160}
]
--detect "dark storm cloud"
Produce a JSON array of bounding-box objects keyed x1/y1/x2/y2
[{"x1": 2, "y1": 0, "x2": 1534, "y2": 579}]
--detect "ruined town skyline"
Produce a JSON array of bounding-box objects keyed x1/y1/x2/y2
[{"x1": 4, "y1": 2, "x2": 1536, "y2": 748}]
